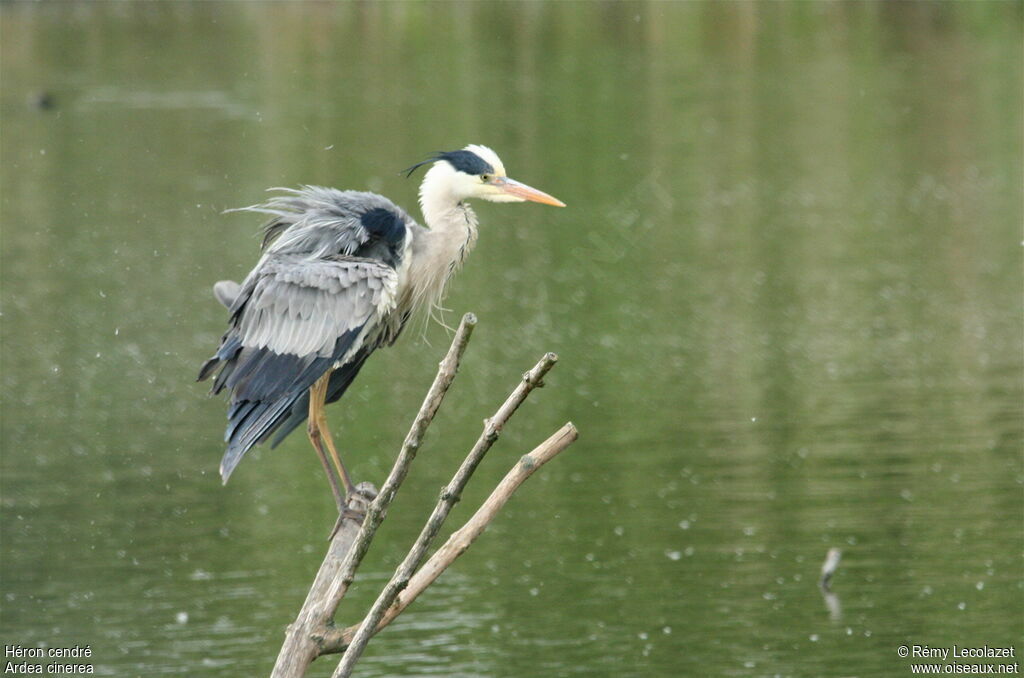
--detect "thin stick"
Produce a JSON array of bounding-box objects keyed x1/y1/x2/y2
[
  {"x1": 331, "y1": 355, "x2": 559, "y2": 676},
  {"x1": 320, "y1": 313, "x2": 477, "y2": 613},
  {"x1": 270, "y1": 312, "x2": 476, "y2": 678},
  {"x1": 321, "y1": 422, "x2": 579, "y2": 658}
]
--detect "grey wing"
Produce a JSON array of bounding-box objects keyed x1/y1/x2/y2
[
  {"x1": 237, "y1": 254, "x2": 398, "y2": 359},
  {"x1": 198, "y1": 253, "x2": 398, "y2": 481},
  {"x1": 231, "y1": 186, "x2": 414, "y2": 261}
]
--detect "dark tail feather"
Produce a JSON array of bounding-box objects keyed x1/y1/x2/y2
[
  {"x1": 198, "y1": 334, "x2": 243, "y2": 386},
  {"x1": 269, "y1": 351, "x2": 370, "y2": 448},
  {"x1": 269, "y1": 391, "x2": 311, "y2": 449},
  {"x1": 225, "y1": 400, "x2": 260, "y2": 442},
  {"x1": 213, "y1": 330, "x2": 371, "y2": 481},
  {"x1": 220, "y1": 444, "x2": 248, "y2": 484},
  {"x1": 197, "y1": 356, "x2": 220, "y2": 382},
  {"x1": 219, "y1": 396, "x2": 295, "y2": 483}
]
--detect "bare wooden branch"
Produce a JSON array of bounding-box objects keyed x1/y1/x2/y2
[
  {"x1": 321, "y1": 313, "x2": 478, "y2": 606},
  {"x1": 270, "y1": 485, "x2": 375, "y2": 678},
  {"x1": 270, "y1": 312, "x2": 476, "y2": 678},
  {"x1": 330, "y1": 355, "x2": 560, "y2": 676},
  {"x1": 320, "y1": 422, "x2": 579, "y2": 657}
]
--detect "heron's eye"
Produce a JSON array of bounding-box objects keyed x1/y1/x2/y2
[{"x1": 481, "y1": 174, "x2": 492, "y2": 183}]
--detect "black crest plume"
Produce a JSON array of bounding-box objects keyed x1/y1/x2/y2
[{"x1": 402, "y1": 149, "x2": 495, "y2": 179}]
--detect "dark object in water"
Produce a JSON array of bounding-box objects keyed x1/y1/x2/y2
[{"x1": 29, "y1": 91, "x2": 56, "y2": 111}]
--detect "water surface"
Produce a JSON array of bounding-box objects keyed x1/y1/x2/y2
[{"x1": 2, "y1": 3, "x2": 1021, "y2": 677}]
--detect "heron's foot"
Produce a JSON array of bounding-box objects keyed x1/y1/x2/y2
[
  {"x1": 326, "y1": 504, "x2": 368, "y2": 541},
  {"x1": 326, "y1": 482, "x2": 378, "y2": 541},
  {"x1": 352, "y1": 481, "x2": 378, "y2": 503}
]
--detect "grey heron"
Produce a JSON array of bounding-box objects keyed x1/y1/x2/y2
[{"x1": 198, "y1": 145, "x2": 564, "y2": 519}]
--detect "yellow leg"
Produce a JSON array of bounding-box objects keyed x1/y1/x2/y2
[{"x1": 307, "y1": 372, "x2": 355, "y2": 502}]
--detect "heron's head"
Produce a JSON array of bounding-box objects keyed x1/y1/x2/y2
[{"x1": 405, "y1": 144, "x2": 565, "y2": 207}]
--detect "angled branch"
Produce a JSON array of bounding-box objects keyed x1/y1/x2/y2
[
  {"x1": 320, "y1": 422, "x2": 579, "y2": 658},
  {"x1": 319, "y1": 313, "x2": 478, "y2": 614},
  {"x1": 270, "y1": 312, "x2": 476, "y2": 678},
  {"x1": 330, "y1": 354, "x2": 560, "y2": 676}
]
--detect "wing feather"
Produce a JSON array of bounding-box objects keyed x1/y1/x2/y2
[
  {"x1": 236, "y1": 254, "x2": 397, "y2": 359},
  {"x1": 200, "y1": 253, "x2": 399, "y2": 482},
  {"x1": 200, "y1": 186, "x2": 414, "y2": 483}
]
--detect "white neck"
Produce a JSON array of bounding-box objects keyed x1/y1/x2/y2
[
  {"x1": 419, "y1": 165, "x2": 474, "y2": 230},
  {"x1": 404, "y1": 164, "x2": 480, "y2": 318}
]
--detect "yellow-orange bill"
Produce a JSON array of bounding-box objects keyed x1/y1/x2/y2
[{"x1": 498, "y1": 177, "x2": 566, "y2": 207}]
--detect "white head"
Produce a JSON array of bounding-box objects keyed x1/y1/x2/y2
[{"x1": 406, "y1": 144, "x2": 565, "y2": 208}]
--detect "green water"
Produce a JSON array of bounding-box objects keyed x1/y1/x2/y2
[{"x1": 2, "y1": 3, "x2": 1021, "y2": 677}]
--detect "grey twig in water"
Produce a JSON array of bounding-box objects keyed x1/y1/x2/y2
[{"x1": 819, "y1": 547, "x2": 842, "y2": 591}]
